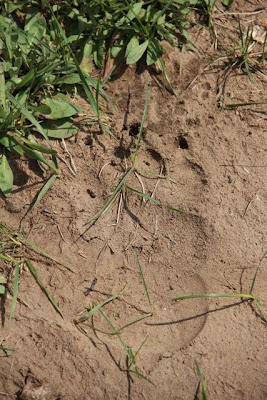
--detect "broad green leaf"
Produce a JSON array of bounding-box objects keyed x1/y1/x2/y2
[
  {"x1": 7, "y1": 1, "x2": 29, "y2": 13},
  {"x1": 55, "y1": 73, "x2": 81, "y2": 85},
  {"x1": 0, "y1": 133, "x2": 24, "y2": 155},
  {"x1": 0, "y1": 285, "x2": 5, "y2": 295},
  {"x1": 126, "y1": 37, "x2": 139, "y2": 57},
  {"x1": 0, "y1": 153, "x2": 13, "y2": 197},
  {"x1": 15, "y1": 68, "x2": 36, "y2": 90},
  {"x1": 146, "y1": 39, "x2": 160, "y2": 66},
  {"x1": 0, "y1": 105, "x2": 6, "y2": 119},
  {"x1": 221, "y1": 0, "x2": 233, "y2": 5},
  {"x1": 110, "y1": 38, "x2": 124, "y2": 58},
  {"x1": 22, "y1": 146, "x2": 57, "y2": 172},
  {"x1": 25, "y1": 8, "x2": 46, "y2": 44},
  {"x1": 93, "y1": 40, "x2": 105, "y2": 69},
  {"x1": 80, "y1": 38, "x2": 94, "y2": 74},
  {"x1": 126, "y1": 40, "x2": 149, "y2": 64},
  {"x1": 32, "y1": 104, "x2": 51, "y2": 115},
  {"x1": 19, "y1": 136, "x2": 57, "y2": 155},
  {"x1": 42, "y1": 97, "x2": 78, "y2": 119},
  {"x1": 41, "y1": 119, "x2": 78, "y2": 138},
  {"x1": 47, "y1": 6, "x2": 100, "y2": 117},
  {"x1": 6, "y1": 92, "x2": 50, "y2": 142},
  {"x1": 127, "y1": 2, "x2": 144, "y2": 21}
]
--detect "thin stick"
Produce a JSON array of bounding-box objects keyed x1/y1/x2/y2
[
  {"x1": 62, "y1": 138, "x2": 77, "y2": 173},
  {"x1": 134, "y1": 172, "x2": 146, "y2": 203},
  {"x1": 98, "y1": 162, "x2": 110, "y2": 178}
]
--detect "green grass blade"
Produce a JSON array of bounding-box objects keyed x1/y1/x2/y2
[
  {"x1": 6, "y1": 92, "x2": 50, "y2": 143},
  {"x1": 3, "y1": 227, "x2": 72, "y2": 271},
  {"x1": 29, "y1": 174, "x2": 57, "y2": 212},
  {"x1": 20, "y1": 175, "x2": 58, "y2": 229},
  {"x1": 136, "y1": 168, "x2": 176, "y2": 183},
  {"x1": 0, "y1": 64, "x2": 6, "y2": 110},
  {"x1": 99, "y1": 309, "x2": 152, "y2": 383},
  {"x1": 25, "y1": 259, "x2": 63, "y2": 318},
  {"x1": 260, "y1": 251, "x2": 267, "y2": 262},
  {"x1": 78, "y1": 286, "x2": 125, "y2": 323},
  {"x1": 173, "y1": 293, "x2": 255, "y2": 301},
  {"x1": 126, "y1": 185, "x2": 185, "y2": 214},
  {"x1": 225, "y1": 101, "x2": 267, "y2": 108},
  {"x1": 0, "y1": 345, "x2": 15, "y2": 357},
  {"x1": 134, "y1": 249, "x2": 153, "y2": 313},
  {"x1": 82, "y1": 313, "x2": 152, "y2": 335},
  {"x1": 22, "y1": 144, "x2": 57, "y2": 172},
  {"x1": 133, "y1": 335, "x2": 148, "y2": 365},
  {"x1": 118, "y1": 313, "x2": 152, "y2": 332},
  {"x1": 250, "y1": 252, "x2": 267, "y2": 293},
  {"x1": 254, "y1": 298, "x2": 267, "y2": 321},
  {"x1": 195, "y1": 359, "x2": 208, "y2": 400},
  {"x1": 48, "y1": 6, "x2": 99, "y2": 117},
  {"x1": 99, "y1": 308, "x2": 130, "y2": 353},
  {"x1": 18, "y1": 136, "x2": 57, "y2": 155},
  {"x1": 83, "y1": 167, "x2": 135, "y2": 227},
  {"x1": 10, "y1": 262, "x2": 20, "y2": 319},
  {"x1": 132, "y1": 85, "x2": 149, "y2": 165},
  {"x1": 0, "y1": 254, "x2": 20, "y2": 263},
  {"x1": 99, "y1": 310, "x2": 153, "y2": 383},
  {"x1": 126, "y1": 185, "x2": 162, "y2": 205},
  {"x1": 249, "y1": 265, "x2": 261, "y2": 294}
]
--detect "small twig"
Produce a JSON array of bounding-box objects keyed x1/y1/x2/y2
[
  {"x1": 125, "y1": 224, "x2": 139, "y2": 251},
  {"x1": 219, "y1": 10, "x2": 265, "y2": 16},
  {"x1": 61, "y1": 138, "x2": 77, "y2": 173},
  {"x1": 57, "y1": 154, "x2": 76, "y2": 177},
  {"x1": 150, "y1": 165, "x2": 164, "y2": 202},
  {"x1": 134, "y1": 172, "x2": 145, "y2": 203},
  {"x1": 98, "y1": 162, "x2": 110, "y2": 178},
  {"x1": 111, "y1": 191, "x2": 123, "y2": 226},
  {"x1": 243, "y1": 191, "x2": 258, "y2": 218},
  {"x1": 154, "y1": 215, "x2": 158, "y2": 240},
  {"x1": 57, "y1": 224, "x2": 66, "y2": 242}
]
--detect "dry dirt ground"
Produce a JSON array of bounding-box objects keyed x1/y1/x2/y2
[{"x1": 0, "y1": 2, "x2": 267, "y2": 399}]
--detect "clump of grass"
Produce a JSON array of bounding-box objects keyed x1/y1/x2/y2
[
  {"x1": 0, "y1": 4, "x2": 112, "y2": 196},
  {"x1": 216, "y1": 20, "x2": 267, "y2": 107},
  {"x1": 80, "y1": 85, "x2": 185, "y2": 237},
  {"x1": 38, "y1": 0, "x2": 197, "y2": 80},
  {"x1": 0, "y1": 223, "x2": 71, "y2": 319},
  {"x1": 76, "y1": 288, "x2": 151, "y2": 381}
]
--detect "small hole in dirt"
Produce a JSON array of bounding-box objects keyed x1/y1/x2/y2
[
  {"x1": 87, "y1": 189, "x2": 96, "y2": 198},
  {"x1": 147, "y1": 148, "x2": 162, "y2": 163},
  {"x1": 85, "y1": 137, "x2": 93, "y2": 146},
  {"x1": 178, "y1": 135, "x2": 189, "y2": 150},
  {"x1": 129, "y1": 122, "x2": 140, "y2": 137},
  {"x1": 114, "y1": 147, "x2": 131, "y2": 159}
]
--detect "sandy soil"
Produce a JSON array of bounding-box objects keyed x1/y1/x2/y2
[{"x1": 0, "y1": 1, "x2": 266, "y2": 399}]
